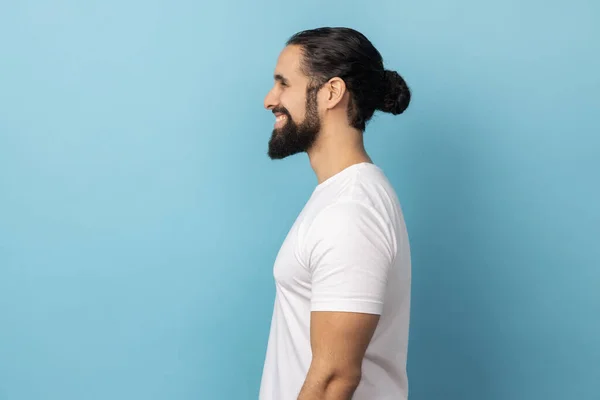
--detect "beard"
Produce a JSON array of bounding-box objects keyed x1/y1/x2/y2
[{"x1": 267, "y1": 89, "x2": 321, "y2": 160}]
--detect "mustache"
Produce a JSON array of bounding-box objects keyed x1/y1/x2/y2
[{"x1": 272, "y1": 107, "x2": 291, "y2": 117}]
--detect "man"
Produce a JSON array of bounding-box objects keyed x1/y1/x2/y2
[{"x1": 259, "y1": 27, "x2": 412, "y2": 400}]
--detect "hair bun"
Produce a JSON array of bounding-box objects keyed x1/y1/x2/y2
[{"x1": 379, "y1": 70, "x2": 411, "y2": 115}]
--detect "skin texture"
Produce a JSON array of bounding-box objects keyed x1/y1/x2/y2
[
  {"x1": 263, "y1": 44, "x2": 381, "y2": 400},
  {"x1": 297, "y1": 311, "x2": 380, "y2": 400}
]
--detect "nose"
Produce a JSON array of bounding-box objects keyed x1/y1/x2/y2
[{"x1": 264, "y1": 87, "x2": 278, "y2": 110}]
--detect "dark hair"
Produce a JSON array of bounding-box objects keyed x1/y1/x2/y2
[{"x1": 287, "y1": 27, "x2": 410, "y2": 131}]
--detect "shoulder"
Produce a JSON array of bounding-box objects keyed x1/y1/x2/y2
[
  {"x1": 301, "y1": 199, "x2": 396, "y2": 264},
  {"x1": 296, "y1": 163, "x2": 402, "y2": 257},
  {"x1": 308, "y1": 199, "x2": 387, "y2": 234}
]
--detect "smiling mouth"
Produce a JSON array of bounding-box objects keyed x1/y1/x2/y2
[{"x1": 274, "y1": 114, "x2": 288, "y2": 128}]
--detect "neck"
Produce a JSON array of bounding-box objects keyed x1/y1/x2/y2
[{"x1": 307, "y1": 124, "x2": 372, "y2": 184}]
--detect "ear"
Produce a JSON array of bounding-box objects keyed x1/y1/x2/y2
[{"x1": 323, "y1": 77, "x2": 347, "y2": 110}]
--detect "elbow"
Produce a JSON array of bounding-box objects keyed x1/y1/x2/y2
[
  {"x1": 307, "y1": 357, "x2": 363, "y2": 394},
  {"x1": 335, "y1": 374, "x2": 361, "y2": 391},
  {"x1": 326, "y1": 367, "x2": 362, "y2": 392}
]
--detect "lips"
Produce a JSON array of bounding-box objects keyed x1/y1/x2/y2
[{"x1": 274, "y1": 113, "x2": 288, "y2": 128}]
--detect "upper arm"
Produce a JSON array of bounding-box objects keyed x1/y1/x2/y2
[
  {"x1": 304, "y1": 200, "x2": 395, "y2": 378},
  {"x1": 309, "y1": 310, "x2": 379, "y2": 381}
]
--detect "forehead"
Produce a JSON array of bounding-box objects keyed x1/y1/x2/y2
[{"x1": 274, "y1": 45, "x2": 306, "y2": 80}]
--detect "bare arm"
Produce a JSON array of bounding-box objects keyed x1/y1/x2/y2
[{"x1": 297, "y1": 310, "x2": 379, "y2": 400}]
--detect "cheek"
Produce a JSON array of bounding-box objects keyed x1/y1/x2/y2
[{"x1": 282, "y1": 92, "x2": 307, "y2": 121}]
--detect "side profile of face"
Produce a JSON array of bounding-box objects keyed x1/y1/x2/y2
[{"x1": 264, "y1": 45, "x2": 322, "y2": 160}]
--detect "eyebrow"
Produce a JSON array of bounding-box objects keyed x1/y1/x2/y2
[{"x1": 274, "y1": 74, "x2": 289, "y2": 85}]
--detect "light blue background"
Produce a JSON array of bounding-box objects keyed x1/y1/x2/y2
[{"x1": 1, "y1": 1, "x2": 598, "y2": 399}]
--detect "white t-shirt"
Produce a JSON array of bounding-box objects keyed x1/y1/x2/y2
[{"x1": 259, "y1": 162, "x2": 411, "y2": 400}]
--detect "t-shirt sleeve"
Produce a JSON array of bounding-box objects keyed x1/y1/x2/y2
[{"x1": 303, "y1": 200, "x2": 396, "y2": 315}]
